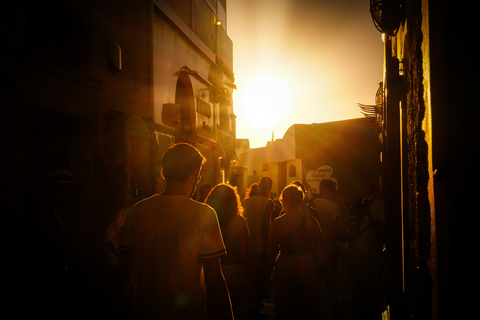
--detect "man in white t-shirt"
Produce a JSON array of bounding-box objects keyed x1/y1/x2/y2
[{"x1": 117, "y1": 143, "x2": 233, "y2": 320}]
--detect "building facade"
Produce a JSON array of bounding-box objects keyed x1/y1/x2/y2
[
  {"x1": 1, "y1": 0, "x2": 236, "y2": 225},
  {"x1": 370, "y1": 0, "x2": 474, "y2": 318},
  {"x1": 238, "y1": 118, "x2": 382, "y2": 205}
]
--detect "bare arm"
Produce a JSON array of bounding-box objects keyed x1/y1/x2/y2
[
  {"x1": 265, "y1": 220, "x2": 279, "y2": 278},
  {"x1": 238, "y1": 217, "x2": 255, "y2": 285},
  {"x1": 261, "y1": 200, "x2": 274, "y2": 258},
  {"x1": 203, "y1": 258, "x2": 234, "y2": 320},
  {"x1": 306, "y1": 215, "x2": 328, "y2": 268}
]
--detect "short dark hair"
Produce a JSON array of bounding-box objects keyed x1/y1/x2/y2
[
  {"x1": 258, "y1": 176, "x2": 273, "y2": 196},
  {"x1": 320, "y1": 179, "x2": 337, "y2": 192},
  {"x1": 162, "y1": 143, "x2": 206, "y2": 182}
]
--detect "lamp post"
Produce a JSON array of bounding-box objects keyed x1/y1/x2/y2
[{"x1": 370, "y1": 0, "x2": 405, "y2": 36}]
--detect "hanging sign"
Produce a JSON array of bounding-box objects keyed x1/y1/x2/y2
[{"x1": 305, "y1": 165, "x2": 335, "y2": 193}]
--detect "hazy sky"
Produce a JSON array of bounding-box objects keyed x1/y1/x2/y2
[{"x1": 227, "y1": 0, "x2": 384, "y2": 148}]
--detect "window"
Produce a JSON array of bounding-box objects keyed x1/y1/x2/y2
[
  {"x1": 196, "y1": 97, "x2": 212, "y2": 118},
  {"x1": 289, "y1": 164, "x2": 296, "y2": 177}
]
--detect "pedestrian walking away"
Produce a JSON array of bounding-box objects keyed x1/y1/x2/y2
[{"x1": 116, "y1": 143, "x2": 234, "y2": 320}]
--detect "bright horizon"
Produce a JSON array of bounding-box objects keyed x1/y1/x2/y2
[{"x1": 227, "y1": 0, "x2": 384, "y2": 149}]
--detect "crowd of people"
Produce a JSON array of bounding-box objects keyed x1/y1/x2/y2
[{"x1": 25, "y1": 143, "x2": 385, "y2": 320}]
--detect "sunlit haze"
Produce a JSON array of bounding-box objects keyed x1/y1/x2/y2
[
  {"x1": 227, "y1": 0, "x2": 384, "y2": 148},
  {"x1": 235, "y1": 73, "x2": 293, "y2": 127}
]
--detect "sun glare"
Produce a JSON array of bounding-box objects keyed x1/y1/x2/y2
[{"x1": 236, "y1": 73, "x2": 293, "y2": 127}]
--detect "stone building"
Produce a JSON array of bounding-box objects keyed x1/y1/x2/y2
[
  {"x1": 1, "y1": 0, "x2": 237, "y2": 226},
  {"x1": 370, "y1": 0, "x2": 474, "y2": 318},
  {"x1": 238, "y1": 118, "x2": 381, "y2": 206}
]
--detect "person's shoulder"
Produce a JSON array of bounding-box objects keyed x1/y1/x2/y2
[
  {"x1": 129, "y1": 194, "x2": 159, "y2": 211},
  {"x1": 193, "y1": 198, "x2": 214, "y2": 210},
  {"x1": 229, "y1": 215, "x2": 247, "y2": 231},
  {"x1": 242, "y1": 196, "x2": 254, "y2": 204},
  {"x1": 312, "y1": 197, "x2": 326, "y2": 204},
  {"x1": 191, "y1": 199, "x2": 218, "y2": 217},
  {"x1": 313, "y1": 197, "x2": 335, "y2": 208},
  {"x1": 257, "y1": 195, "x2": 271, "y2": 203},
  {"x1": 272, "y1": 212, "x2": 286, "y2": 223}
]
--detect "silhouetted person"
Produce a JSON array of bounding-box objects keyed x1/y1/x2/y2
[
  {"x1": 271, "y1": 199, "x2": 283, "y2": 222},
  {"x1": 242, "y1": 176, "x2": 274, "y2": 311},
  {"x1": 313, "y1": 179, "x2": 340, "y2": 271},
  {"x1": 266, "y1": 184, "x2": 326, "y2": 320},
  {"x1": 291, "y1": 180, "x2": 317, "y2": 216},
  {"x1": 117, "y1": 143, "x2": 233, "y2": 320},
  {"x1": 197, "y1": 183, "x2": 212, "y2": 203},
  {"x1": 349, "y1": 183, "x2": 385, "y2": 320},
  {"x1": 245, "y1": 182, "x2": 259, "y2": 198},
  {"x1": 293, "y1": 179, "x2": 340, "y2": 319},
  {"x1": 205, "y1": 183, "x2": 255, "y2": 320}
]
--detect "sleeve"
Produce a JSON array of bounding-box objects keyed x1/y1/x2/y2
[{"x1": 199, "y1": 207, "x2": 227, "y2": 260}]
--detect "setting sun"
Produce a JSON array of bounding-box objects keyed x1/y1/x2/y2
[
  {"x1": 228, "y1": 1, "x2": 384, "y2": 149},
  {"x1": 235, "y1": 73, "x2": 292, "y2": 127}
]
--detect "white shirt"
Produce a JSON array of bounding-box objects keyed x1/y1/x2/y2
[{"x1": 120, "y1": 194, "x2": 226, "y2": 319}]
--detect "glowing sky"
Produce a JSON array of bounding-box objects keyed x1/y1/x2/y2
[{"x1": 227, "y1": 0, "x2": 384, "y2": 148}]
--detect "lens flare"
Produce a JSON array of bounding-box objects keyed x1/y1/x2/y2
[{"x1": 237, "y1": 73, "x2": 292, "y2": 126}]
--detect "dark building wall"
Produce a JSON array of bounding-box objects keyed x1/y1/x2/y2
[
  {"x1": 428, "y1": 1, "x2": 474, "y2": 318},
  {"x1": 403, "y1": 1, "x2": 435, "y2": 317},
  {"x1": 1, "y1": 0, "x2": 235, "y2": 225},
  {"x1": 2, "y1": 0, "x2": 152, "y2": 208},
  {"x1": 382, "y1": 0, "x2": 475, "y2": 318}
]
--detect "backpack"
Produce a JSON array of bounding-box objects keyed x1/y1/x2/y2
[
  {"x1": 336, "y1": 198, "x2": 387, "y2": 253},
  {"x1": 335, "y1": 198, "x2": 372, "y2": 243}
]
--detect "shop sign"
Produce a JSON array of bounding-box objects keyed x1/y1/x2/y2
[{"x1": 306, "y1": 165, "x2": 336, "y2": 193}]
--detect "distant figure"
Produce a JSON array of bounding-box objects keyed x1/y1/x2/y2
[
  {"x1": 266, "y1": 184, "x2": 325, "y2": 320},
  {"x1": 197, "y1": 183, "x2": 212, "y2": 203},
  {"x1": 271, "y1": 199, "x2": 283, "y2": 222},
  {"x1": 117, "y1": 143, "x2": 233, "y2": 320},
  {"x1": 205, "y1": 183, "x2": 255, "y2": 320},
  {"x1": 312, "y1": 179, "x2": 340, "y2": 270},
  {"x1": 291, "y1": 180, "x2": 317, "y2": 217},
  {"x1": 245, "y1": 182, "x2": 259, "y2": 198},
  {"x1": 242, "y1": 177, "x2": 274, "y2": 306},
  {"x1": 349, "y1": 183, "x2": 385, "y2": 320},
  {"x1": 307, "y1": 188, "x2": 320, "y2": 203}
]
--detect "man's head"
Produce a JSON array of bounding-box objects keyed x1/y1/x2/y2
[
  {"x1": 161, "y1": 143, "x2": 206, "y2": 183},
  {"x1": 258, "y1": 176, "x2": 273, "y2": 197},
  {"x1": 319, "y1": 179, "x2": 337, "y2": 200}
]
